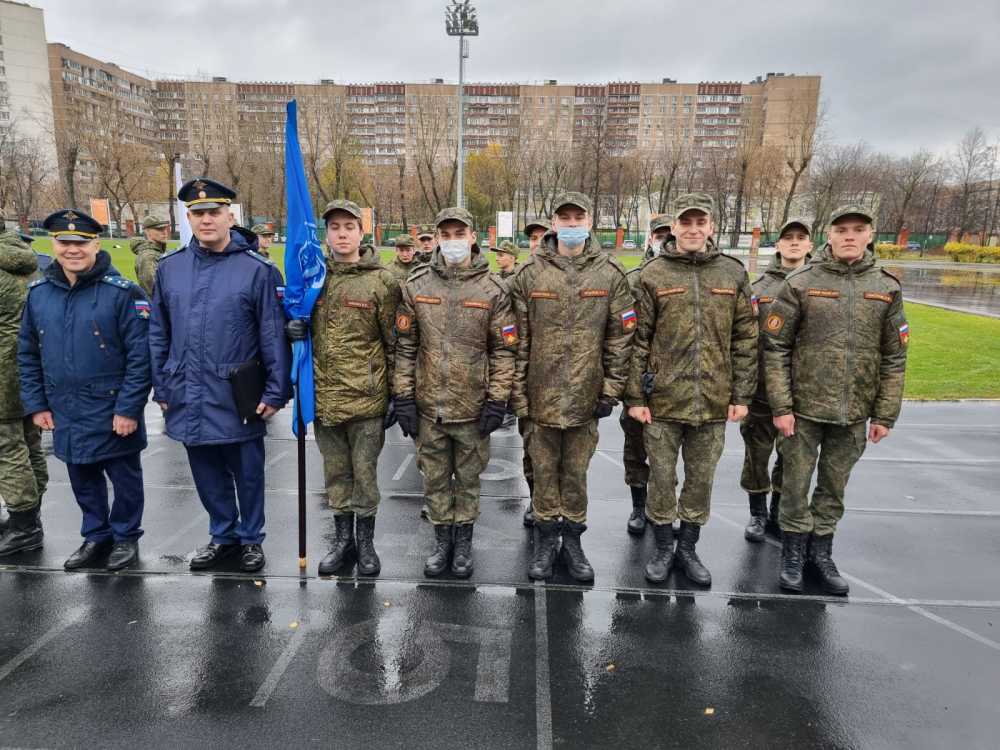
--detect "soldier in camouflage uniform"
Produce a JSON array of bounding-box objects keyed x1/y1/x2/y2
[
  {"x1": 0, "y1": 230, "x2": 47, "y2": 554},
  {"x1": 415, "y1": 224, "x2": 436, "y2": 264},
  {"x1": 492, "y1": 240, "x2": 519, "y2": 280},
  {"x1": 388, "y1": 234, "x2": 418, "y2": 281},
  {"x1": 741, "y1": 219, "x2": 812, "y2": 543},
  {"x1": 765, "y1": 205, "x2": 907, "y2": 595},
  {"x1": 524, "y1": 218, "x2": 550, "y2": 256},
  {"x1": 251, "y1": 223, "x2": 276, "y2": 259},
  {"x1": 132, "y1": 215, "x2": 170, "y2": 297},
  {"x1": 626, "y1": 194, "x2": 757, "y2": 586},
  {"x1": 287, "y1": 200, "x2": 401, "y2": 577},
  {"x1": 621, "y1": 215, "x2": 674, "y2": 537},
  {"x1": 394, "y1": 207, "x2": 516, "y2": 579},
  {"x1": 509, "y1": 192, "x2": 634, "y2": 582}
]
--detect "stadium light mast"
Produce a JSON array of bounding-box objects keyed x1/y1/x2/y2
[{"x1": 445, "y1": 0, "x2": 478, "y2": 209}]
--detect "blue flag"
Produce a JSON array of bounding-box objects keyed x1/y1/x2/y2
[{"x1": 283, "y1": 99, "x2": 326, "y2": 435}]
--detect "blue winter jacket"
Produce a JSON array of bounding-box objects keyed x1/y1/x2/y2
[
  {"x1": 148, "y1": 228, "x2": 290, "y2": 446},
  {"x1": 18, "y1": 251, "x2": 151, "y2": 464}
]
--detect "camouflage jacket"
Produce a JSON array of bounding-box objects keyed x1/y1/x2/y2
[
  {"x1": 0, "y1": 232, "x2": 40, "y2": 420},
  {"x1": 394, "y1": 246, "x2": 516, "y2": 423},
  {"x1": 497, "y1": 267, "x2": 517, "y2": 281},
  {"x1": 764, "y1": 245, "x2": 908, "y2": 427},
  {"x1": 625, "y1": 239, "x2": 758, "y2": 424},
  {"x1": 747, "y1": 252, "x2": 808, "y2": 415},
  {"x1": 132, "y1": 238, "x2": 167, "y2": 297},
  {"x1": 312, "y1": 245, "x2": 401, "y2": 425},
  {"x1": 508, "y1": 233, "x2": 634, "y2": 428},
  {"x1": 387, "y1": 257, "x2": 418, "y2": 282}
]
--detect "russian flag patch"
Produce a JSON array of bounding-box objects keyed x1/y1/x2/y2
[
  {"x1": 622, "y1": 308, "x2": 637, "y2": 331},
  {"x1": 275, "y1": 285, "x2": 285, "y2": 301},
  {"x1": 502, "y1": 324, "x2": 518, "y2": 345},
  {"x1": 134, "y1": 300, "x2": 151, "y2": 320},
  {"x1": 899, "y1": 323, "x2": 909, "y2": 346}
]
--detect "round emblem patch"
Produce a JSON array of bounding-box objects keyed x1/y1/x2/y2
[
  {"x1": 765, "y1": 313, "x2": 784, "y2": 333},
  {"x1": 198, "y1": 190, "x2": 207, "y2": 199},
  {"x1": 396, "y1": 313, "x2": 412, "y2": 333},
  {"x1": 68, "y1": 223, "x2": 76, "y2": 231}
]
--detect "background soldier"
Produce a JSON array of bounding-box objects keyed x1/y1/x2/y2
[
  {"x1": 627, "y1": 194, "x2": 757, "y2": 586},
  {"x1": 388, "y1": 233, "x2": 418, "y2": 281},
  {"x1": 287, "y1": 200, "x2": 400, "y2": 577},
  {"x1": 0, "y1": 229, "x2": 47, "y2": 553},
  {"x1": 394, "y1": 207, "x2": 516, "y2": 579},
  {"x1": 492, "y1": 240, "x2": 519, "y2": 279},
  {"x1": 741, "y1": 219, "x2": 812, "y2": 542},
  {"x1": 509, "y1": 192, "x2": 634, "y2": 582},
  {"x1": 18, "y1": 210, "x2": 151, "y2": 571},
  {"x1": 621, "y1": 215, "x2": 674, "y2": 537},
  {"x1": 524, "y1": 218, "x2": 550, "y2": 256},
  {"x1": 149, "y1": 178, "x2": 290, "y2": 574},
  {"x1": 251, "y1": 223, "x2": 276, "y2": 259},
  {"x1": 766, "y1": 205, "x2": 908, "y2": 595},
  {"x1": 415, "y1": 224, "x2": 435, "y2": 264},
  {"x1": 132, "y1": 215, "x2": 170, "y2": 297}
]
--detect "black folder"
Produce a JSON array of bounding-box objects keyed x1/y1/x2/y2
[{"x1": 228, "y1": 359, "x2": 267, "y2": 424}]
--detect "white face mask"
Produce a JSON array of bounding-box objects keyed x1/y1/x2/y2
[{"x1": 440, "y1": 239, "x2": 470, "y2": 265}]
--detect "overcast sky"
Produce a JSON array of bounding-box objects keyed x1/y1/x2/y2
[{"x1": 34, "y1": 0, "x2": 1000, "y2": 156}]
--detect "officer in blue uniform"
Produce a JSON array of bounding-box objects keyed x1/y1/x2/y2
[
  {"x1": 149, "y1": 178, "x2": 290, "y2": 573},
  {"x1": 18, "y1": 209, "x2": 151, "y2": 571}
]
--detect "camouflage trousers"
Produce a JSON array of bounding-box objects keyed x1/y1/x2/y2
[
  {"x1": 644, "y1": 420, "x2": 726, "y2": 526},
  {"x1": 518, "y1": 417, "x2": 533, "y2": 485},
  {"x1": 739, "y1": 412, "x2": 783, "y2": 494},
  {"x1": 314, "y1": 416, "x2": 385, "y2": 519},
  {"x1": 777, "y1": 417, "x2": 866, "y2": 535},
  {"x1": 0, "y1": 417, "x2": 48, "y2": 513},
  {"x1": 415, "y1": 418, "x2": 489, "y2": 526},
  {"x1": 527, "y1": 420, "x2": 599, "y2": 524},
  {"x1": 619, "y1": 411, "x2": 649, "y2": 488}
]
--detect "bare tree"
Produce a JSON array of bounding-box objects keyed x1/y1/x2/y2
[
  {"x1": 781, "y1": 100, "x2": 826, "y2": 224},
  {"x1": 408, "y1": 94, "x2": 458, "y2": 216},
  {"x1": 949, "y1": 126, "x2": 991, "y2": 236}
]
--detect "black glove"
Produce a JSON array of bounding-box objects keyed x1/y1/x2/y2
[
  {"x1": 383, "y1": 398, "x2": 397, "y2": 430},
  {"x1": 285, "y1": 319, "x2": 309, "y2": 342},
  {"x1": 478, "y1": 400, "x2": 508, "y2": 437},
  {"x1": 395, "y1": 397, "x2": 419, "y2": 438},
  {"x1": 593, "y1": 397, "x2": 616, "y2": 419},
  {"x1": 641, "y1": 372, "x2": 655, "y2": 397}
]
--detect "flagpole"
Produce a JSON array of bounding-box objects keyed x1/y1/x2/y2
[{"x1": 296, "y1": 391, "x2": 307, "y2": 569}]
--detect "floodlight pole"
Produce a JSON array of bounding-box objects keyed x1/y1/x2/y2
[{"x1": 446, "y1": 1, "x2": 478, "y2": 209}]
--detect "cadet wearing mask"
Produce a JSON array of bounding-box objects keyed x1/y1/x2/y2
[{"x1": 394, "y1": 207, "x2": 517, "y2": 579}]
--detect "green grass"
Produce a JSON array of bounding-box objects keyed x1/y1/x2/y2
[{"x1": 32, "y1": 241, "x2": 998, "y2": 400}]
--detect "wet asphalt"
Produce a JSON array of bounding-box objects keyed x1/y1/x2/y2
[{"x1": 0, "y1": 402, "x2": 998, "y2": 749}]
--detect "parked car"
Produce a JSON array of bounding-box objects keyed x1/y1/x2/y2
[
  {"x1": 384, "y1": 237, "x2": 396, "y2": 246},
  {"x1": 517, "y1": 239, "x2": 529, "y2": 248},
  {"x1": 906, "y1": 241, "x2": 921, "y2": 251},
  {"x1": 601, "y1": 241, "x2": 614, "y2": 249},
  {"x1": 623, "y1": 240, "x2": 637, "y2": 249}
]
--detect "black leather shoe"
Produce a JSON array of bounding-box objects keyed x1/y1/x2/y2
[
  {"x1": 64, "y1": 539, "x2": 113, "y2": 570},
  {"x1": 240, "y1": 544, "x2": 266, "y2": 573},
  {"x1": 424, "y1": 524, "x2": 453, "y2": 577},
  {"x1": 318, "y1": 513, "x2": 356, "y2": 575},
  {"x1": 560, "y1": 521, "x2": 595, "y2": 582},
  {"x1": 355, "y1": 516, "x2": 380, "y2": 576},
  {"x1": 106, "y1": 541, "x2": 139, "y2": 571},
  {"x1": 675, "y1": 521, "x2": 711, "y2": 586},
  {"x1": 627, "y1": 486, "x2": 647, "y2": 536},
  {"x1": 451, "y1": 523, "x2": 474, "y2": 578},
  {"x1": 189, "y1": 542, "x2": 240, "y2": 570}
]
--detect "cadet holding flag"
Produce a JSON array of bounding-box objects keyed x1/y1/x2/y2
[
  {"x1": 765, "y1": 205, "x2": 908, "y2": 595},
  {"x1": 394, "y1": 207, "x2": 516, "y2": 579},
  {"x1": 149, "y1": 178, "x2": 290, "y2": 574},
  {"x1": 18, "y1": 210, "x2": 151, "y2": 570}
]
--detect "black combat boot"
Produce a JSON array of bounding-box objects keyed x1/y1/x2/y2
[
  {"x1": 0, "y1": 508, "x2": 44, "y2": 556},
  {"x1": 778, "y1": 531, "x2": 808, "y2": 592},
  {"x1": 318, "y1": 513, "x2": 356, "y2": 575},
  {"x1": 527, "y1": 521, "x2": 560, "y2": 580},
  {"x1": 744, "y1": 492, "x2": 768, "y2": 543},
  {"x1": 424, "y1": 524, "x2": 453, "y2": 577},
  {"x1": 560, "y1": 521, "x2": 594, "y2": 582},
  {"x1": 675, "y1": 521, "x2": 711, "y2": 586},
  {"x1": 765, "y1": 492, "x2": 782, "y2": 538},
  {"x1": 355, "y1": 515, "x2": 381, "y2": 576},
  {"x1": 523, "y1": 478, "x2": 535, "y2": 527},
  {"x1": 451, "y1": 523, "x2": 474, "y2": 578},
  {"x1": 627, "y1": 486, "x2": 647, "y2": 536},
  {"x1": 644, "y1": 523, "x2": 675, "y2": 583},
  {"x1": 807, "y1": 533, "x2": 849, "y2": 595}
]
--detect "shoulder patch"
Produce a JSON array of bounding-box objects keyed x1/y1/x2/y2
[
  {"x1": 247, "y1": 250, "x2": 275, "y2": 266},
  {"x1": 100, "y1": 275, "x2": 133, "y2": 291},
  {"x1": 28, "y1": 278, "x2": 48, "y2": 289}
]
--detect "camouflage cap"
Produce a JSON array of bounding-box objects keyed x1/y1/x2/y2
[
  {"x1": 141, "y1": 215, "x2": 170, "y2": 230},
  {"x1": 552, "y1": 191, "x2": 592, "y2": 215},
  {"x1": 829, "y1": 204, "x2": 874, "y2": 226},
  {"x1": 250, "y1": 223, "x2": 275, "y2": 236},
  {"x1": 322, "y1": 199, "x2": 363, "y2": 222},
  {"x1": 649, "y1": 215, "x2": 672, "y2": 233},
  {"x1": 493, "y1": 240, "x2": 518, "y2": 256},
  {"x1": 416, "y1": 224, "x2": 435, "y2": 239},
  {"x1": 524, "y1": 218, "x2": 551, "y2": 234},
  {"x1": 671, "y1": 192, "x2": 715, "y2": 220},
  {"x1": 778, "y1": 217, "x2": 812, "y2": 237},
  {"x1": 434, "y1": 206, "x2": 474, "y2": 228},
  {"x1": 394, "y1": 234, "x2": 415, "y2": 247}
]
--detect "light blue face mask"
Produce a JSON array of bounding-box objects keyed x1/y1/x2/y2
[{"x1": 556, "y1": 227, "x2": 589, "y2": 247}]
